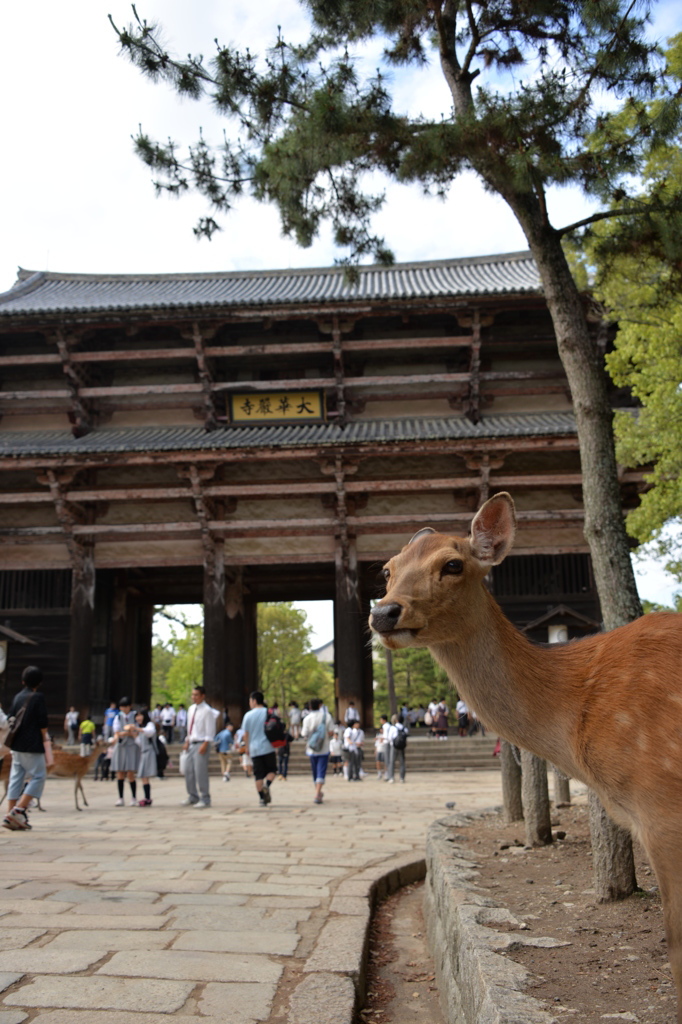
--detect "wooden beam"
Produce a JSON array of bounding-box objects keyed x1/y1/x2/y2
[{"x1": 0, "y1": 334, "x2": 475, "y2": 370}]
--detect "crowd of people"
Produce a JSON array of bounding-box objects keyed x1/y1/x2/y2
[{"x1": 1, "y1": 667, "x2": 487, "y2": 832}]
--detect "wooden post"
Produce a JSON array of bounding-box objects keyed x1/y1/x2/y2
[
  {"x1": 224, "y1": 571, "x2": 257, "y2": 725},
  {"x1": 334, "y1": 539, "x2": 366, "y2": 726},
  {"x1": 135, "y1": 601, "x2": 154, "y2": 709},
  {"x1": 66, "y1": 543, "x2": 95, "y2": 716},
  {"x1": 203, "y1": 540, "x2": 227, "y2": 712}
]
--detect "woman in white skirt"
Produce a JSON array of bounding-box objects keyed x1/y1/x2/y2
[
  {"x1": 133, "y1": 709, "x2": 157, "y2": 806},
  {"x1": 110, "y1": 698, "x2": 140, "y2": 806}
]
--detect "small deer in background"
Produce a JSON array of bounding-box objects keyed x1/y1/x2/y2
[
  {"x1": 1, "y1": 741, "x2": 103, "y2": 811},
  {"x1": 47, "y1": 741, "x2": 104, "y2": 810},
  {"x1": 369, "y1": 492, "x2": 682, "y2": 1022}
]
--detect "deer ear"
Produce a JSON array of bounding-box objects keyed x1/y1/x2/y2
[
  {"x1": 469, "y1": 492, "x2": 516, "y2": 566},
  {"x1": 408, "y1": 527, "x2": 436, "y2": 545}
]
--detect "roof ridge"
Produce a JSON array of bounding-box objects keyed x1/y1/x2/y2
[{"x1": 10, "y1": 250, "x2": 533, "y2": 285}]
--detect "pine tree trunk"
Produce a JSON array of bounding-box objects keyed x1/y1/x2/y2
[
  {"x1": 501, "y1": 741, "x2": 523, "y2": 823},
  {"x1": 385, "y1": 649, "x2": 398, "y2": 718},
  {"x1": 521, "y1": 750, "x2": 553, "y2": 847},
  {"x1": 588, "y1": 790, "x2": 637, "y2": 901}
]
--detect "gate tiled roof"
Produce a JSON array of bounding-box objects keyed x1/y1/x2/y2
[
  {"x1": 0, "y1": 413, "x2": 575, "y2": 457},
  {"x1": 0, "y1": 252, "x2": 541, "y2": 316}
]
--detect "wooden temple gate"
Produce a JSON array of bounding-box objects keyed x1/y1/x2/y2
[{"x1": 0, "y1": 253, "x2": 643, "y2": 728}]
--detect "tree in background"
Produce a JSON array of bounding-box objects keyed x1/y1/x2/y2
[
  {"x1": 257, "y1": 602, "x2": 334, "y2": 709},
  {"x1": 373, "y1": 646, "x2": 450, "y2": 720},
  {"x1": 587, "y1": 35, "x2": 682, "y2": 584},
  {"x1": 152, "y1": 609, "x2": 203, "y2": 707},
  {"x1": 153, "y1": 602, "x2": 333, "y2": 709}
]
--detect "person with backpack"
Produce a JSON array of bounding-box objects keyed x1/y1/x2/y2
[
  {"x1": 385, "y1": 713, "x2": 409, "y2": 784},
  {"x1": 300, "y1": 698, "x2": 334, "y2": 804},
  {"x1": 2, "y1": 665, "x2": 50, "y2": 832},
  {"x1": 239, "y1": 691, "x2": 278, "y2": 807}
]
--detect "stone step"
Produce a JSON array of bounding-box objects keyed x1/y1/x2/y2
[{"x1": 156, "y1": 735, "x2": 501, "y2": 775}]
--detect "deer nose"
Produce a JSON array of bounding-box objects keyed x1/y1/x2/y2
[{"x1": 371, "y1": 603, "x2": 403, "y2": 633}]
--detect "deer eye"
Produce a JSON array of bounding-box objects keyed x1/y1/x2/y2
[
  {"x1": 382, "y1": 568, "x2": 391, "y2": 581},
  {"x1": 442, "y1": 559, "x2": 464, "y2": 576}
]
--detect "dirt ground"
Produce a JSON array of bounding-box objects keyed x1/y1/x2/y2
[{"x1": 453, "y1": 803, "x2": 675, "y2": 1022}]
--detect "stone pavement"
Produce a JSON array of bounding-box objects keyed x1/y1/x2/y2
[{"x1": 0, "y1": 766, "x2": 504, "y2": 1024}]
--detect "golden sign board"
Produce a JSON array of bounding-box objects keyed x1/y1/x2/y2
[{"x1": 230, "y1": 390, "x2": 325, "y2": 424}]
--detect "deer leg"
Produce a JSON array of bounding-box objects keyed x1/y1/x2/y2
[
  {"x1": 645, "y1": 844, "x2": 682, "y2": 1023},
  {"x1": 80, "y1": 779, "x2": 88, "y2": 808},
  {"x1": 74, "y1": 778, "x2": 82, "y2": 811}
]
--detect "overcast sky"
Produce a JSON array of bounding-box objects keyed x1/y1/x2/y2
[{"x1": 2, "y1": 2, "x2": 680, "y2": 620}]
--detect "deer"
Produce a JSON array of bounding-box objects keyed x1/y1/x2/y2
[
  {"x1": 369, "y1": 492, "x2": 682, "y2": 1022},
  {"x1": 46, "y1": 741, "x2": 105, "y2": 810}
]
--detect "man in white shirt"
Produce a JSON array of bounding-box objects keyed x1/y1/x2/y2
[
  {"x1": 181, "y1": 686, "x2": 216, "y2": 808},
  {"x1": 343, "y1": 722, "x2": 364, "y2": 781},
  {"x1": 344, "y1": 702, "x2": 360, "y2": 726},
  {"x1": 385, "y1": 714, "x2": 408, "y2": 783},
  {"x1": 160, "y1": 703, "x2": 176, "y2": 744}
]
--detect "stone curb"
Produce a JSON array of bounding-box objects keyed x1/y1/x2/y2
[
  {"x1": 288, "y1": 852, "x2": 427, "y2": 1024},
  {"x1": 424, "y1": 811, "x2": 565, "y2": 1024}
]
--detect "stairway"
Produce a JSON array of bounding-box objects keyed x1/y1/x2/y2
[{"x1": 161, "y1": 733, "x2": 501, "y2": 776}]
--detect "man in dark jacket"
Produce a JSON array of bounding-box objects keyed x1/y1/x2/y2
[{"x1": 2, "y1": 665, "x2": 49, "y2": 831}]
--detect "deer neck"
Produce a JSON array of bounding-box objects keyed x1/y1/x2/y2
[{"x1": 429, "y1": 590, "x2": 580, "y2": 777}]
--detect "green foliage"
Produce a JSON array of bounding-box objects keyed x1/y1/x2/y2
[
  {"x1": 642, "y1": 594, "x2": 682, "y2": 614},
  {"x1": 152, "y1": 609, "x2": 203, "y2": 706},
  {"x1": 585, "y1": 36, "x2": 682, "y2": 580},
  {"x1": 372, "y1": 646, "x2": 450, "y2": 721},
  {"x1": 152, "y1": 601, "x2": 333, "y2": 709},
  {"x1": 257, "y1": 602, "x2": 334, "y2": 708},
  {"x1": 111, "y1": 2, "x2": 677, "y2": 265}
]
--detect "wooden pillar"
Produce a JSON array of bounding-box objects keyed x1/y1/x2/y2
[
  {"x1": 203, "y1": 541, "x2": 228, "y2": 712},
  {"x1": 334, "y1": 539, "x2": 367, "y2": 727},
  {"x1": 66, "y1": 543, "x2": 95, "y2": 716},
  {"x1": 135, "y1": 602, "x2": 154, "y2": 710},
  {"x1": 110, "y1": 581, "x2": 135, "y2": 702},
  {"x1": 224, "y1": 572, "x2": 258, "y2": 725}
]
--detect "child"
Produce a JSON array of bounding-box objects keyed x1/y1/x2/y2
[
  {"x1": 329, "y1": 730, "x2": 343, "y2": 775},
  {"x1": 78, "y1": 715, "x2": 96, "y2": 758},
  {"x1": 214, "y1": 722, "x2": 234, "y2": 781}
]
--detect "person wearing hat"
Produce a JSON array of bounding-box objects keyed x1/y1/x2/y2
[{"x1": 110, "y1": 698, "x2": 141, "y2": 806}]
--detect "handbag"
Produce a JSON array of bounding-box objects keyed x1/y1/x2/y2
[{"x1": 179, "y1": 749, "x2": 189, "y2": 776}]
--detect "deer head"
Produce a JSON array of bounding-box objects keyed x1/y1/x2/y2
[{"x1": 370, "y1": 492, "x2": 517, "y2": 648}]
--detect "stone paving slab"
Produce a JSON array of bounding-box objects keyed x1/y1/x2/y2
[
  {"x1": 172, "y1": 929, "x2": 299, "y2": 955},
  {"x1": 2, "y1": 977, "x2": 195, "y2": 1013},
  {"x1": 96, "y1": 950, "x2": 284, "y2": 984},
  {"x1": 0, "y1": 932, "x2": 46, "y2": 951},
  {"x1": 0, "y1": 769, "x2": 504, "y2": 1024},
  {"x1": 0, "y1": 1011, "x2": 28, "y2": 1024},
  {"x1": 0, "y1": 951, "x2": 107, "y2": 974},
  {"x1": 197, "y1": 982, "x2": 277, "y2": 1021},
  {"x1": 44, "y1": 931, "x2": 176, "y2": 951},
  {"x1": 0, "y1": 978, "x2": 22, "y2": 996}
]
